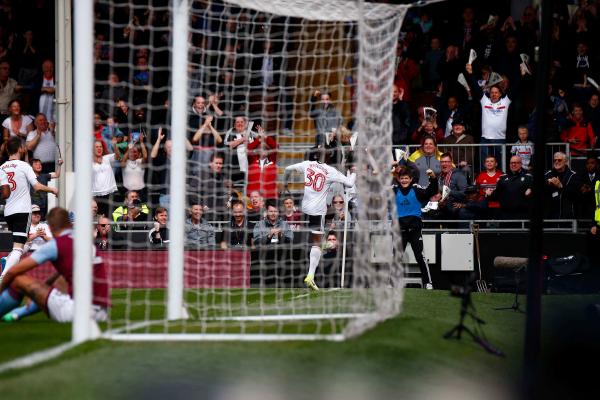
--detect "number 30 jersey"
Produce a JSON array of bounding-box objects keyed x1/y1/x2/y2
[
  {"x1": 1, "y1": 159, "x2": 39, "y2": 216},
  {"x1": 285, "y1": 161, "x2": 356, "y2": 216}
]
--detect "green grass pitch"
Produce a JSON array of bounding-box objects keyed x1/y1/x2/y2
[{"x1": 0, "y1": 289, "x2": 593, "y2": 399}]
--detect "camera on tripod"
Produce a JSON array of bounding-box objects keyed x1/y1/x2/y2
[
  {"x1": 449, "y1": 283, "x2": 472, "y2": 298},
  {"x1": 444, "y1": 273, "x2": 505, "y2": 357}
]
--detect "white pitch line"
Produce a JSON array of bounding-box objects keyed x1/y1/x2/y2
[
  {"x1": 0, "y1": 342, "x2": 77, "y2": 374},
  {"x1": 292, "y1": 293, "x2": 312, "y2": 299}
]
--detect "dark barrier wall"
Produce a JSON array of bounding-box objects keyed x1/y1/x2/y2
[
  {"x1": 429, "y1": 232, "x2": 592, "y2": 291},
  {"x1": 0, "y1": 232, "x2": 594, "y2": 292}
]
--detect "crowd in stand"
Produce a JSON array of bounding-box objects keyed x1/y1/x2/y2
[{"x1": 1, "y1": 1, "x2": 600, "y2": 253}]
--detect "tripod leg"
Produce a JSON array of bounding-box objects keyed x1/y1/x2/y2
[
  {"x1": 460, "y1": 325, "x2": 506, "y2": 357},
  {"x1": 443, "y1": 324, "x2": 463, "y2": 339}
]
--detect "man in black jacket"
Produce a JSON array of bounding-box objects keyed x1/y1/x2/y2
[
  {"x1": 544, "y1": 151, "x2": 581, "y2": 219},
  {"x1": 485, "y1": 155, "x2": 533, "y2": 219}
]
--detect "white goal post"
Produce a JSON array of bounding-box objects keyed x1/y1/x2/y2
[{"x1": 71, "y1": 0, "x2": 441, "y2": 343}]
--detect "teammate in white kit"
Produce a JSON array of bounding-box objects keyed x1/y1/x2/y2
[
  {"x1": 0, "y1": 137, "x2": 58, "y2": 284},
  {"x1": 284, "y1": 147, "x2": 356, "y2": 290}
]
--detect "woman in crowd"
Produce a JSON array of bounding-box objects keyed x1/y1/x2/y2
[
  {"x1": 2, "y1": 99, "x2": 34, "y2": 142},
  {"x1": 407, "y1": 135, "x2": 442, "y2": 187},
  {"x1": 116, "y1": 133, "x2": 148, "y2": 201}
]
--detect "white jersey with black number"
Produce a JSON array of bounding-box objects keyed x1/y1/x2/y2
[
  {"x1": 1, "y1": 159, "x2": 38, "y2": 216},
  {"x1": 285, "y1": 161, "x2": 356, "y2": 216}
]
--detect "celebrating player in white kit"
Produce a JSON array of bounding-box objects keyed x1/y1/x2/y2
[
  {"x1": 0, "y1": 137, "x2": 58, "y2": 284},
  {"x1": 284, "y1": 147, "x2": 356, "y2": 290}
]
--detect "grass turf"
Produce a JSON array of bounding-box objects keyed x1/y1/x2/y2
[{"x1": 1, "y1": 289, "x2": 594, "y2": 399}]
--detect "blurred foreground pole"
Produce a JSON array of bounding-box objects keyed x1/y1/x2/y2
[{"x1": 525, "y1": 0, "x2": 553, "y2": 398}]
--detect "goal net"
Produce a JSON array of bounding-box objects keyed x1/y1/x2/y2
[{"x1": 82, "y1": 0, "x2": 417, "y2": 341}]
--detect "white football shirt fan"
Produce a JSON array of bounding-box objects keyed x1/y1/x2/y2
[
  {"x1": 0, "y1": 159, "x2": 39, "y2": 216},
  {"x1": 285, "y1": 161, "x2": 356, "y2": 216}
]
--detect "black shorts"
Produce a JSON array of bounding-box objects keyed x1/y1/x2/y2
[
  {"x1": 305, "y1": 214, "x2": 325, "y2": 234},
  {"x1": 5, "y1": 212, "x2": 31, "y2": 244}
]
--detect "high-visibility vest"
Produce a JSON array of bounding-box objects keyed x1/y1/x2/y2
[{"x1": 595, "y1": 181, "x2": 600, "y2": 224}]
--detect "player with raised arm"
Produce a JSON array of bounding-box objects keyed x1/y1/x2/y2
[
  {"x1": 0, "y1": 137, "x2": 59, "y2": 284},
  {"x1": 283, "y1": 147, "x2": 356, "y2": 290},
  {"x1": 0, "y1": 207, "x2": 109, "y2": 322}
]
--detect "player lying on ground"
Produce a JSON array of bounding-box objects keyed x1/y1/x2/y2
[
  {"x1": 0, "y1": 207, "x2": 110, "y2": 323},
  {"x1": 283, "y1": 147, "x2": 356, "y2": 291}
]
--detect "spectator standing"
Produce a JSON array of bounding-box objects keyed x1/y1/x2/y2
[
  {"x1": 94, "y1": 215, "x2": 122, "y2": 250},
  {"x1": 309, "y1": 89, "x2": 343, "y2": 147},
  {"x1": 188, "y1": 95, "x2": 224, "y2": 166},
  {"x1": 282, "y1": 196, "x2": 302, "y2": 231},
  {"x1": 0, "y1": 61, "x2": 19, "y2": 119},
  {"x1": 115, "y1": 198, "x2": 150, "y2": 231},
  {"x1": 407, "y1": 135, "x2": 442, "y2": 187},
  {"x1": 223, "y1": 116, "x2": 255, "y2": 184},
  {"x1": 2, "y1": 99, "x2": 34, "y2": 142},
  {"x1": 190, "y1": 152, "x2": 227, "y2": 222},
  {"x1": 437, "y1": 152, "x2": 468, "y2": 219},
  {"x1": 26, "y1": 113, "x2": 57, "y2": 173},
  {"x1": 150, "y1": 129, "x2": 193, "y2": 209},
  {"x1": 511, "y1": 126, "x2": 534, "y2": 171},
  {"x1": 96, "y1": 72, "x2": 128, "y2": 117},
  {"x1": 220, "y1": 201, "x2": 251, "y2": 249},
  {"x1": 246, "y1": 124, "x2": 278, "y2": 165},
  {"x1": 92, "y1": 138, "x2": 120, "y2": 217},
  {"x1": 485, "y1": 155, "x2": 533, "y2": 219},
  {"x1": 253, "y1": 200, "x2": 293, "y2": 245},
  {"x1": 466, "y1": 63, "x2": 513, "y2": 163},
  {"x1": 185, "y1": 202, "x2": 216, "y2": 249},
  {"x1": 116, "y1": 137, "x2": 148, "y2": 201},
  {"x1": 391, "y1": 85, "x2": 411, "y2": 148},
  {"x1": 246, "y1": 141, "x2": 278, "y2": 201},
  {"x1": 442, "y1": 118, "x2": 475, "y2": 180},
  {"x1": 475, "y1": 155, "x2": 503, "y2": 218},
  {"x1": 327, "y1": 194, "x2": 350, "y2": 232},
  {"x1": 411, "y1": 116, "x2": 444, "y2": 145},
  {"x1": 148, "y1": 207, "x2": 169, "y2": 246},
  {"x1": 247, "y1": 190, "x2": 265, "y2": 230},
  {"x1": 38, "y1": 59, "x2": 55, "y2": 123},
  {"x1": 393, "y1": 41, "x2": 420, "y2": 102},
  {"x1": 561, "y1": 103, "x2": 595, "y2": 156},
  {"x1": 585, "y1": 93, "x2": 600, "y2": 142},
  {"x1": 544, "y1": 152, "x2": 581, "y2": 219},
  {"x1": 423, "y1": 37, "x2": 444, "y2": 91},
  {"x1": 30, "y1": 157, "x2": 62, "y2": 219},
  {"x1": 112, "y1": 190, "x2": 150, "y2": 222},
  {"x1": 577, "y1": 152, "x2": 599, "y2": 219}
]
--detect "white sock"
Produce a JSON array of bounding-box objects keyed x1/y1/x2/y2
[
  {"x1": 2, "y1": 248, "x2": 24, "y2": 278},
  {"x1": 308, "y1": 246, "x2": 322, "y2": 277}
]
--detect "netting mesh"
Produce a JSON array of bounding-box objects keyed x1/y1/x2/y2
[{"x1": 91, "y1": 0, "x2": 413, "y2": 340}]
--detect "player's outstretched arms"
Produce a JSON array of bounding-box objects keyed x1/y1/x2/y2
[{"x1": 33, "y1": 182, "x2": 59, "y2": 196}]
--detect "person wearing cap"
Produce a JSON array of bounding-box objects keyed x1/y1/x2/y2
[
  {"x1": 442, "y1": 117, "x2": 475, "y2": 181},
  {"x1": 25, "y1": 204, "x2": 52, "y2": 252},
  {"x1": 451, "y1": 185, "x2": 489, "y2": 222}
]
